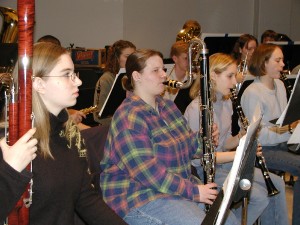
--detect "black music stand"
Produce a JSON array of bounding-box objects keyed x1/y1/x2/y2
[
  {"x1": 202, "y1": 33, "x2": 243, "y2": 56},
  {"x1": 202, "y1": 117, "x2": 261, "y2": 225},
  {"x1": 0, "y1": 43, "x2": 18, "y2": 69},
  {"x1": 275, "y1": 71, "x2": 300, "y2": 127},
  {"x1": 269, "y1": 41, "x2": 300, "y2": 71},
  {"x1": 98, "y1": 69, "x2": 127, "y2": 120}
]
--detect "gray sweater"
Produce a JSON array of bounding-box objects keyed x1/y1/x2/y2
[{"x1": 241, "y1": 77, "x2": 290, "y2": 146}]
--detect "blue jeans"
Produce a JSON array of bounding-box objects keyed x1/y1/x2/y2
[
  {"x1": 196, "y1": 162, "x2": 288, "y2": 225},
  {"x1": 123, "y1": 198, "x2": 239, "y2": 225},
  {"x1": 263, "y1": 142, "x2": 300, "y2": 225}
]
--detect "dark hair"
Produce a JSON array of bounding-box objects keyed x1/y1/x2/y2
[
  {"x1": 261, "y1": 30, "x2": 277, "y2": 43},
  {"x1": 231, "y1": 34, "x2": 258, "y2": 62},
  {"x1": 122, "y1": 49, "x2": 163, "y2": 91},
  {"x1": 105, "y1": 40, "x2": 136, "y2": 75},
  {"x1": 37, "y1": 35, "x2": 61, "y2": 46},
  {"x1": 248, "y1": 43, "x2": 281, "y2": 77}
]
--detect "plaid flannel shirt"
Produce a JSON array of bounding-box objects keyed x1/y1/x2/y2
[{"x1": 100, "y1": 92, "x2": 203, "y2": 217}]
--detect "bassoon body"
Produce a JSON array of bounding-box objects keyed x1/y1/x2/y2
[{"x1": 7, "y1": 0, "x2": 35, "y2": 225}]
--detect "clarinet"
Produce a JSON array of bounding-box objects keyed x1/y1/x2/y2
[
  {"x1": 188, "y1": 38, "x2": 216, "y2": 212},
  {"x1": 280, "y1": 70, "x2": 293, "y2": 96},
  {"x1": 230, "y1": 88, "x2": 279, "y2": 197}
]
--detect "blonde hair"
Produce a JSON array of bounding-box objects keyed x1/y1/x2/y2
[
  {"x1": 189, "y1": 53, "x2": 237, "y2": 102},
  {"x1": 32, "y1": 42, "x2": 80, "y2": 158},
  {"x1": 209, "y1": 53, "x2": 237, "y2": 101}
]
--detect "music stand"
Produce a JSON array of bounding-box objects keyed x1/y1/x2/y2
[
  {"x1": 98, "y1": 68, "x2": 127, "y2": 119},
  {"x1": 202, "y1": 33, "x2": 243, "y2": 56},
  {"x1": 269, "y1": 41, "x2": 300, "y2": 71},
  {"x1": 275, "y1": 71, "x2": 300, "y2": 126},
  {"x1": 202, "y1": 117, "x2": 261, "y2": 225}
]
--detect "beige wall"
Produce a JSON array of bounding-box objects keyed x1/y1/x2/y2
[{"x1": 1, "y1": 0, "x2": 300, "y2": 56}]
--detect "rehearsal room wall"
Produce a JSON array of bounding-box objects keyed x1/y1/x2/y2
[{"x1": 1, "y1": 0, "x2": 300, "y2": 56}]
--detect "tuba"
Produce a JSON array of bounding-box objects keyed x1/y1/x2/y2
[
  {"x1": 0, "y1": 6, "x2": 18, "y2": 78},
  {"x1": 0, "y1": 6, "x2": 18, "y2": 43}
]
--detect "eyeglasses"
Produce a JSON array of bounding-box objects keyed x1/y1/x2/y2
[{"x1": 42, "y1": 72, "x2": 80, "y2": 82}]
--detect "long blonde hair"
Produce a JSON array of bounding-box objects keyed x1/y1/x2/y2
[{"x1": 32, "y1": 42, "x2": 80, "y2": 158}]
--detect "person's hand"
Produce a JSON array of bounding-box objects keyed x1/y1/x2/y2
[
  {"x1": 0, "y1": 128, "x2": 38, "y2": 172},
  {"x1": 198, "y1": 183, "x2": 218, "y2": 205},
  {"x1": 256, "y1": 143, "x2": 262, "y2": 157},
  {"x1": 68, "y1": 109, "x2": 86, "y2": 124},
  {"x1": 212, "y1": 123, "x2": 219, "y2": 147}
]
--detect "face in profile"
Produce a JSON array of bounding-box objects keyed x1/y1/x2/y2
[
  {"x1": 240, "y1": 40, "x2": 257, "y2": 63},
  {"x1": 134, "y1": 55, "x2": 167, "y2": 97},
  {"x1": 264, "y1": 47, "x2": 285, "y2": 79},
  {"x1": 212, "y1": 63, "x2": 237, "y2": 96},
  {"x1": 35, "y1": 54, "x2": 82, "y2": 115},
  {"x1": 173, "y1": 52, "x2": 188, "y2": 72}
]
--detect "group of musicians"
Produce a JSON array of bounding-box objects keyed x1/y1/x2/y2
[{"x1": 0, "y1": 17, "x2": 299, "y2": 225}]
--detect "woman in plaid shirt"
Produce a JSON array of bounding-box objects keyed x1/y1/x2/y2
[{"x1": 100, "y1": 49, "x2": 239, "y2": 225}]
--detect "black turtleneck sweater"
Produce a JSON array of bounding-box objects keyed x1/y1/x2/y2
[{"x1": 0, "y1": 110, "x2": 127, "y2": 225}]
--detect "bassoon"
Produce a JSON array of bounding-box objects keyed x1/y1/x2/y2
[{"x1": 7, "y1": 0, "x2": 35, "y2": 224}]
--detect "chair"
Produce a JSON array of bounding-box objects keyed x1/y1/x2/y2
[
  {"x1": 75, "y1": 124, "x2": 110, "y2": 225},
  {"x1": 81, "y1": 124, "x2": 110, "y2": 194}
]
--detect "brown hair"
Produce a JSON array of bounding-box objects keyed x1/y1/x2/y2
[
  {"x1": 122, "y1": 49, "x2": 163, "y2": 91},
  {"x1": 37, "y1": 35, "x2": 61, "y2": 46},
  {"x1": 170, "y1": 40, "x2": 188, "y2": 58},
  {"x1": 105, "y1": 40, "x2": 136, "y2": 75},
  {"x1": 248, "y1": 43, "x2": 281, "y2": 77},
  {"x1": 231, "y1": 34, "x2": 258, "y2": 63}
]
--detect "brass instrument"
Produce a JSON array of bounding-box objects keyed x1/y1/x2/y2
[
  {"x1": 0, "y1": 7, "x2": 18, "y2": 43},
  {"x1": 176, "y1": 26, "x2": 201, "y2": 43},
  {"x1": 230, "y1": 88, "x2": 279, "y2": 197},
  {"x1": 236, "y1": 51, "x2": 248, "y2": 93},
  {"x1": 80, "y1": 105, "x2": 98, "y2": 115}
]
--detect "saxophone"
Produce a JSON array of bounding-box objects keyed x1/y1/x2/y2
[
  {"x1": 230, "y1": 88, "x2": 279, "y2": 197},
  {"x1": 80, "y1": 105, "x2": 98, "y2": 115}
]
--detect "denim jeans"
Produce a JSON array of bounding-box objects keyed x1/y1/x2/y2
[
  {"x1": 123, "y1": 198, "x2": 239, "y2": 225},
  {"x1": 263, "y1": 142, "x2": 300, "y2": 225},
  {"x1": 195, "y1": 162, "x2": 288, "y2": 225}
]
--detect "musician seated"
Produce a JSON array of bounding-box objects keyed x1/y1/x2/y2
[
  {"x1": 100, "y1": 49, "x2": 239, "y2": 225},
  {"x1": 185, "y1": 53, "x2": 288, "y2": 225},
  {"x1": 162, "y1": 40, "x2": 195, "y2": 114},
  {"x1": 241, "y1": 44, "x2": 300, "y2": 225},
  {"x1": 93, "y1": 40, "x2": 136, "y2": 125},
  {"x1": 0, "y1": 42, "x2": 127, "y2": 225}
]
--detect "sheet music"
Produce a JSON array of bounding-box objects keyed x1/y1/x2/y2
[
  {"x1": 215, "y1": 117, "x2": 262, "y2": 225},
  {"x1": 98, "y1": 68, "x2": 126, "y2": 117},
  {"x1": 276, "y1": 70, "x2": 300, "y2": 126}
]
